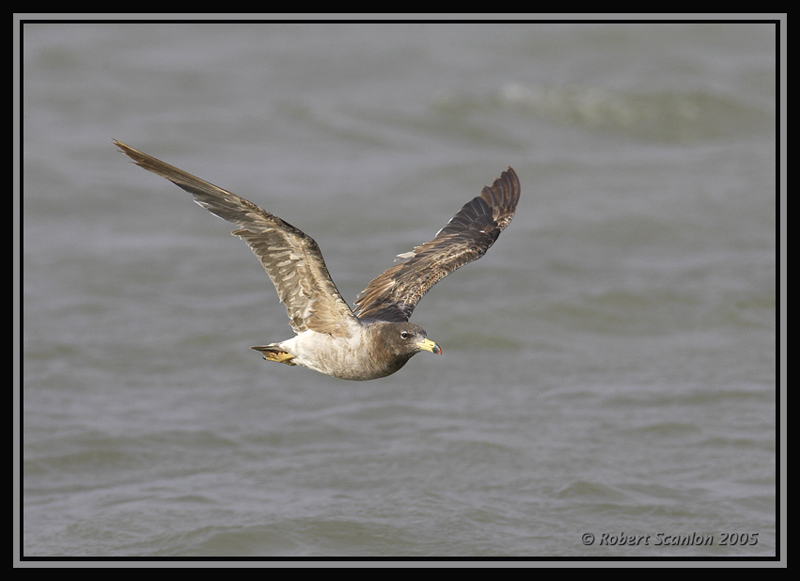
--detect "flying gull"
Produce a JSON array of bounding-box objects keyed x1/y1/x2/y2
[{"x1": 113, "y1": 140, "x2": 520, "y2": 380}]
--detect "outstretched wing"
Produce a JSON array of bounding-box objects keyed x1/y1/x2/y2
[
  {"x1": 353, "y1": 167, "x2": 520, "y2": 322},
  {"x1": 113, "y1": 140, "x2": 359, "y2": 337}
]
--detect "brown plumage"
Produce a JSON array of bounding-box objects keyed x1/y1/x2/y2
[
  {"x1": 354, "y1": 167, "x2": 520, "y2": 322},
  {"x1": 113, "y1": 139, "x2": 520, "y2": 380}
]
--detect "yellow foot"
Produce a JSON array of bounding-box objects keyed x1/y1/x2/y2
[{"x1": 267, "y1": 351, "x2": 296, "y2": 365}]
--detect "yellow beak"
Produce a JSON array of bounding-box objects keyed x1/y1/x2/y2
[{"x1": 417, "y1": 338, "x2": 442, "y2": 355}]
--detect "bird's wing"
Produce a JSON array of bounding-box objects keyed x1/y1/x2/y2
[
  {"x1": 114, "y1": 140, "x2": 359, "y2": 337},
  {"x1": 353, "y1": 167, "x2": 520, "y2": 322}
]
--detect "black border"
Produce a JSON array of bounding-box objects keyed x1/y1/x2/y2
[{"x1": 15, "y1": 15, "x2": 785, "y2": 566}]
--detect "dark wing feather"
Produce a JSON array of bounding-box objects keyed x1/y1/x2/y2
[
  {"x1": 113, "y1": 140, "x2": 359, "y2": 337},
  {"x1": 353, "y1": 167, "x2": 520, "y2": 322}
]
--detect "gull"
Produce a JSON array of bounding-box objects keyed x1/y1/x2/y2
[{"x1": 114, "y1": 140, "x2": 520, "y2": 380}]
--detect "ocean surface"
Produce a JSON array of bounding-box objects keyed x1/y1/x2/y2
[{"x1": 18, "y1": 20, "x2": 780, "y2": 561}]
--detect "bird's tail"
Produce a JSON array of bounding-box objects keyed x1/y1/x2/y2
[{"x1": 251, "y1": 344, "x2": 297, "y2": 366}]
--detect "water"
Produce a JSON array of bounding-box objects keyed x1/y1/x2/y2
[{"x1": 18, "y1": 20, "x2": 779, "y2": 560}]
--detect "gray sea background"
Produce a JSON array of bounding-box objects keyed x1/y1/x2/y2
[{"x1": 18, "y1": 19, "x2": 781, "y2": 561}]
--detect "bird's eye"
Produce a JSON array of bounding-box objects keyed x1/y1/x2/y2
[{"x1": 400, "y1": 331, "x2": 409, "y2": 339}]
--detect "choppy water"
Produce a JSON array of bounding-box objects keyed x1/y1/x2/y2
[{"x1": 18, "y1": 20, "x2": 780, "y2": 561}]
